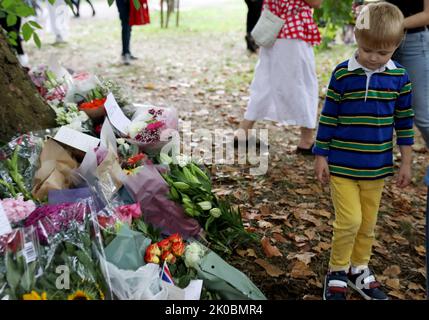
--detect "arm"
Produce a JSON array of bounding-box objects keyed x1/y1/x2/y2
[
  {"x1": 304, "y1": 0, "x2": 323, "y2": 9},
  {"x1": 403, "y1": 0, "x2": 429, "y2": 29},
  {"x1": 313, "y1": 71, "x2": 341, "y2": 183},
  {"x1": 394, "y1": 74, "x2": 414, "y2": 188}
]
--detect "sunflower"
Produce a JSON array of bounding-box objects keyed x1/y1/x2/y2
[
  {"x1": 22, "y1": 291, "x2": 48, "y2": 300},
  {"x1": 67, "y1": 290, "x2": 92, "y2": 300}
]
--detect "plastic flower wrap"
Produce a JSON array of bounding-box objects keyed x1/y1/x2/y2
[
  {"x1": 0, "y1": 135, "x2": 44, "y2": 200},
  {"x1": 0, "y1": 195, "x2": 36, "y2": 224},
  {"x1": 24, "y1": 202, "x2": 88, "y2": 244}
]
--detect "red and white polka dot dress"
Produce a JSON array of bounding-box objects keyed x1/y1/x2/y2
[{"x1": 265, "y1": 0, "x2": 321, "y2": 46}]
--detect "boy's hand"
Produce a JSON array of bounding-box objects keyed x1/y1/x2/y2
[
  {"x1": 315, "y1": 155, "x2": 330, "y2": 184},
  {"x1": 396, "y1": 145, "x2": 413, "y2": 188},
  {"x1": 396, "y1": 163, "x2": 412, "y2": 188}
]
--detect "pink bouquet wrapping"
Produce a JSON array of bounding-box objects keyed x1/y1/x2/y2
[{"x1": 122, "y1": 163, "x2": 201, "y2": 239}]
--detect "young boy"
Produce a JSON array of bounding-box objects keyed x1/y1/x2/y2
[{"x1": 313, "y1": 2, "x2": 414, "y2": 300}]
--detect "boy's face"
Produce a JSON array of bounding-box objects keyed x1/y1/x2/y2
[{"x1": 356, "y1": 42, "x2": 399, "y2": 71}]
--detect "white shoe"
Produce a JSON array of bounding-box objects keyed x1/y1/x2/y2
[{"x1": 17, "y1": 54, "x2": 29, "y2": 67}]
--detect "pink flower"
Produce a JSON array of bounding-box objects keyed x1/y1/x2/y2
[
  {"x1": 146, "y1": 121, "x2": 165, "y2": 132},
  {"x1": 0, "y1": 195, "x2": 36, "y2": 224},
  {"x1": 115, "y1": 203, "x2": 142, "y2": 225}
]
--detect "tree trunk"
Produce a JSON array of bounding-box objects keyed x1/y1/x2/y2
[{"x1": 0, "y1": 33, "x2": 56, "y2": 143}]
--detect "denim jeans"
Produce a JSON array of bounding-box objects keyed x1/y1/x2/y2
[
  {"x1": 116, "y1": 0, "x2": 132, "y2": 55},
  {"x1": 393, "y1": 30, "x2": 429, "y2": 148}
]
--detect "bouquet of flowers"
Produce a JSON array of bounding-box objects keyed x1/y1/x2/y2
[
  {"x1": 0, "y1": 135, "x2": 44, "y2": 201},
  {"x1": 160, "y1": 154, "x2": 257, "y2": 254},
  {"x1": 128, "y1": 105, "x2": 178, "y2": 153}
]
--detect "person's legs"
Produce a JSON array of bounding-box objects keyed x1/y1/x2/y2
[
  {"x1": 329, "y1": 176, "x2": 362, "y2": 272},
  {"x1": 350, "y1": 179, "x2": 384, "y2": 267},
  {"x1": 298, "y1": 127, "x2": 314, "y2": 149},
  {"x1": 116, "y1": 0, "x2": 131, "y2": 57},
  {"x1": 394, "y1": 32, "x2": 429, "y2": 149}
]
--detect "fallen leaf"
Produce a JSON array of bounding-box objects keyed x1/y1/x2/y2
[
  {"x1": 246, "y1": 249, "x2": 257, "y2": 258},
  {"x1": 261, "y1": 237, "x2": 283, "y2": 258},
  {"x1": 383, "y1": 265, "x2": 401, "y2": 277},
  {"x1": 299, "y1": 212, "x2": 322, "y2": 227},
  {"x1": 295, "y1": 188, "x2": 314, "y2": 195},
  {"x1": 385, "y1": 278, "x2": 401, "y2": 290},
  {"x1": 236, "y1": 249, "x2": 247, "y2": 257},
  {"x1": 312, "y1": 242, "x2": 331, "y2": 253},
  {"x1": 260, "y1": 205, "x2": 271, "y2": 216},
  {"x1": 287, "y1": 252, "x2": 316, "y2": 265},
  {"x1": 303, "y1": 295, "x2": 320, "y2": 300},
  {"x1": 304, "y1": 229, "x2": 316, "y2": 240},
  {"x1": 388, "y1": 290, "x2": 405, "y2": 300},
  {"x1": 312, "y1": 209, "x2": 332, "y2": 219},
  {"x1": 408, "y1": 282, "x2": 423, "y2": 291},
  {"x1": 255, "y1": 259, "x2": 285, "y2": 277},
  {"x1": 414, "y1": 245, "x2": 426, "y2": 257},
  {"x1": 257, "y1": 220, "x2": 273, "y2": 229},
  {"x1": 272, "y1": 233, "x2": 288, "y2": 243},
  {"x1": 290, "y1": 261, "x2": 316, "y2": 279},
  {"x1": 392, "y1": 234, "x2": 409, "y2": 246}
]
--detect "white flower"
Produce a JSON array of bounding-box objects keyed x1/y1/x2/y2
[
  {"x1": 184, "y1": 242, "x2": 205, "y2": 269},
  {"x1": 67, "y1": 118, "x2": 83, "y2": 132},
  {"x1": 175, "y1": 154, "x2": 191, "y2": 168},
  {"x1": 116, "y1": 138, "x2": 126, "y2": 145},
  {"x1": 128, "y1": 121, "x2": 147, "y2": 139}
]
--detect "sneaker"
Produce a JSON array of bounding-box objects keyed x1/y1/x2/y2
[
  {"x1": 122, "y1": 53, "x2": 131, "y2": 65},
  {"x1": 347, "y1": 268, "x2": 388, "y2": 300},
  {"x1": 129, "y1": 54, "x2": 139, "y2": 60},
  {"x1": 323, "y1": 271, "x2": 348, "y2": 300}
]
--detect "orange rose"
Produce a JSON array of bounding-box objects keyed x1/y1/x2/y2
[
  {"x1": 145, "y1": 252, "x2": 160, "y2": 264},
  {"x1": 161, "y1": 250, "x2": 176, "y2": 264},
  {"x1": 168, "y1": 233, "x2": 183, "y2": 244},
  {"x1": 171, "y1": 241, "x2": 185, "y2": 257},
  {"x1": 158, "y1": 239, "x2": 171, "y2": 252},
  {"x1": 146, "y1": 243, "x2": 161, "y2": 257}
]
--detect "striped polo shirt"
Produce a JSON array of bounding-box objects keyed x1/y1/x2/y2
[{"x1": 313, "y1": 55, "x2": 414, "y2": 180}]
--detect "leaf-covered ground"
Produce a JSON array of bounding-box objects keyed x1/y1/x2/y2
[{"x1": 26, "y1": 0, "x2": 428, "y2": 299}]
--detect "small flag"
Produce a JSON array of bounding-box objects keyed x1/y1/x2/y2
[{"x1": 160, "y1": 261, "x2": 175, "y2": 285}]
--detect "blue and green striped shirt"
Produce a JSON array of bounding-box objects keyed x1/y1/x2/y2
[{"x1": 313, "y1": 59, "x2": 414, "y2": 180}]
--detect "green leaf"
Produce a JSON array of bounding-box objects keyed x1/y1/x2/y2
[
  {"x1": 107, "y1": 0, "x2": 115, "y2": 6},
  {"x1": 21, "y1": 22, "x2": 33, "y2": 41},
  {"x1": 28, "y1": 21, "x2": 42, "y2": 29},
  {"x1": 1, "y1": 0, "x2": 15, "y2": 9},
  {"x1": 33, "y1": 32, "x2": 41, "y2": 48},
  {"x1": 48, "y1": 0, "x2": 56, "y2": 5},
  {"x1": 6, "y1": 13, "x2": 17, "y2": 27}
]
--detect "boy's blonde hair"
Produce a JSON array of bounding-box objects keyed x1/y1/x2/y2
[{"x1": 355, "y1": 2, "x2": 404, "y2": 48}]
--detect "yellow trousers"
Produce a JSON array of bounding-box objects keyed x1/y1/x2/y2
[{"x1": 329, "y1": 176, "x2": 385, "y2": 272}]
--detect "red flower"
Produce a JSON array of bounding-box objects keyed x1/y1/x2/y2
[
  {"x1": 79, "y1": 97, "x2": 107, "y2": 110},
  {"x1": 171, "y1": 241, "x2": 185, "y2": 257},
  {"x1": 127, "y1": 153, "x2": 146, "y2": 165},
  {"x1": 168, "y1": 233, "x2": 182, "y2": 244},
  {"x1": 158, "y1": 238, "x2": 171, "y2": 252},
  {"x1": 97, "y1": 215, "x2": 116, "y2": 229}
]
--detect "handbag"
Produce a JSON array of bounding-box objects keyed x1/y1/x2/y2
[{"x1": 251, "y1": 6, "x2": 285, "y2": 48}]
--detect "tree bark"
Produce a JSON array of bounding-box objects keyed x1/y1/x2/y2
[{"x1": 0, "y1": 32, "x2": 56, "y2": 143}]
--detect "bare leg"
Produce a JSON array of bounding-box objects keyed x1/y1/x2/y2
[
  {"x1": 298, "y1": 127, "x2": 314, "y2": 149},
  {"x1": 235, "y1": 119, "x2": 256, "y2": 140}
]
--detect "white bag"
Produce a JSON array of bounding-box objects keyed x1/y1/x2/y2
[{"x1": 251, "y1": 7, "x2": 285, "y2": 48}]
